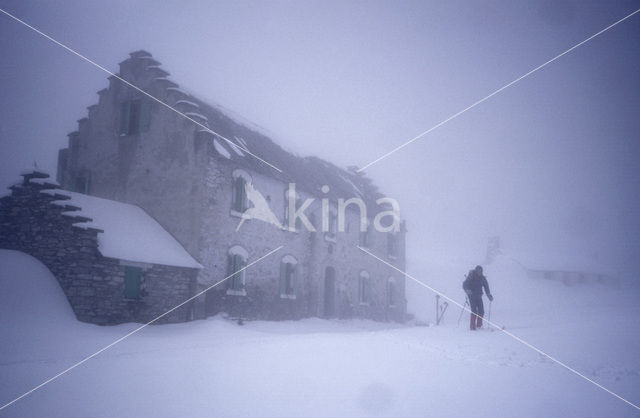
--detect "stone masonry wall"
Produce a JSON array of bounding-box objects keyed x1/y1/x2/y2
[{"x1": 0, "y1": 172, "x2": 198, "y2": 325}]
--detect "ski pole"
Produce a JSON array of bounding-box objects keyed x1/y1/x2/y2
[
  {"x1": 457, "y1": 297, "x2": 469, "y2": 326},
  {"x1": 487, "y1": 300, "x2": 492, "y2": 331},
  {"x1": 488, "y1": 300, "x2": 492, "y2": 323}
]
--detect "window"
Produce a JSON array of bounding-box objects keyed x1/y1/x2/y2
[
  {"x1": 359, "y1": 219, "x2": 371, "y2": 247},
  {"x1": 283, "y1": 189, "x2": 304, "y2": 231},
  {"x1": 284, "y1": 189, "x2": 291, "y2": 227},
  {"x1": 231, "y1": 170, "x2": 251, "y2": 213},
  {"x1": 124, "y1": 266, "x2": 143, "y2": 299},
  {"x1": 325, "y1": 208, "x2": 337, "y2": 241},
  {"x1": 387, "y1": 277, "x2": 396, "y2": 307},
  {"x1": 232, "y1": 176, "x2": 247, "y2": 212},
  {"x1": 387, "y1": 233, "x2": 398, "y2": 258},
  {"x1": 120, "y1": 98, "x2": 151, "y2": 136},
  {"x1": 74, "y1": 173, "x2": 91, "y2": 194},
  {"x1": 358, "y1": 271, "x2": 370, "y2": 305},
  {"x1": 227, "y1": 246, "x2": 248, "y2": 294},
  {"x1": 279, "y1": 255, "x2": 298, "y2": 298}
]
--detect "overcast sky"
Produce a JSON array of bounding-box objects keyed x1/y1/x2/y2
[{"x1": 1, "y1": 0, "x2": 639, "y2": 277}]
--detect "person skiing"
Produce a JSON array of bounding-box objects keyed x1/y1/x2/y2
[{"x1": 462, "y1": 265, "x2": 493, "y2": 330}]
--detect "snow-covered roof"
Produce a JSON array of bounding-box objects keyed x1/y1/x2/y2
[
  {"x1": 184, "y1": 112, "x2": 208, "y2": 122},
  {"x1": 40, "y1": 188, "x2": 202, "y2": 269},
  {"x1": 175, "y1": 100, "x2": 200, "y2": 108},
  {"x1": 166, "y1": 87, "x2": 189, "y2": 96},
  {"x1": 234, "y1": 136, "x2": 249, "y2": 150},
  {"x1": 20, "y1": 167, "x2": 50, "y2": 177},
  {"x1": 31, "y1": 177, "x2": 60, "y2": 187},
  {"x1": 213, "y1": 139, "x2": 231, "y2": 159},
  {"x1": 505, "y1": 251, "x2": 616, "y2": 277},
  {"x1": 154, "y1": 77, "x2": 178, "y2": 88},
  {"x1": 226, "y1": 139, "x2": 245, "y2": 157}
]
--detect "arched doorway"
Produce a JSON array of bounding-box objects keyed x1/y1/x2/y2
[{"x1": 324, "y1": 266, "x2": 336, "y2": 318}]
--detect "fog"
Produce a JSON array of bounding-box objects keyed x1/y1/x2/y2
[
  {"x1": 2, "y1": 2, "x2": 640, "y2": 415},
  {"x1": 1, "y1": 0, "x2": 639, "y2": 278}
]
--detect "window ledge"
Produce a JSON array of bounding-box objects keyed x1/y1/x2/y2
[
  {"x1": 226, "y1": 289, "x2": 246, "y2": 296},
  {"x1": 280, "y1": 294, "x2": 296, "y2": 300},
  {"x1": 230, "y1": 209, "x2": 246, "y2": 218}
]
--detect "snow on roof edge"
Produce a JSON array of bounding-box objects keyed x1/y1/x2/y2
[
  {"x1": 504, "y1": 251, "x2": 616, "y2": 277},
  {"x1": 213, "y1": 139, "x2": 232, "y2": 159},
  {"x1": 39, "y1": 189, "x2": 202, "y2": 269}
]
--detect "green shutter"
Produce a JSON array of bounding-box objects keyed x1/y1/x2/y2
[
  {"x1": 231, "y1": 183, "x2": 236, "y2": 211},
  {"x1": 240, "y1": 179, "x2": 247, "y2": 211},
  {"x1": 139, "y1": 99, "x2": 151, "y2": 132},
  {"x1": 237, "y1": 255, "x2": 245, "y2": 290},
  {"x1": 283, "y1": 191, "x2": 289, "y2": 227},
  {"x1": 232, "y1": 254, "x2": 239, "y2": 290},
  {"x1": 233, "y1": 177, "x2": 245, "y2": 212},
  {"x1": 236, "y1": 180, "x2": 241, "y2": 211},
  {"x1": 227, "y1": 255, "x2": 234, "y2": 289},
  {"x1": 279, "y1": 262, "x2": 286, "y2": 294},
  {"x1": 74, "y1": 177, "x2": 85, "y2": 193},
  {"x1": 120, "y1": 101, "x2": 131, "y2": 135},
  {"x1": 291, "y1": 264, "x2": 297, "y2": 294},
  {"x1": 388, "y1": 234, "x2": 397, "y2": 256},
  {"x1": 231, "y1": 255, "x2": 236, "y2": 290},
  {"x1": 232, "y1": 254, "x2": 245, "y2": 290},
  {"x1": 328, "y1": 211, "x2": 336, "y2": 237},
  {"x1": 124, "y1": 266, "x2": 142, "y2": 299},
  {"x1": 295, "y1": 198, "x2": 302, "y2": 230},
  {"x1": 234, "y1": 255, "x2": 240, "y2": 290},
  {"x1": 130, "y1": 100, "x2": 141, "y2": 134},
  {"x1": 365, "y1": 278, "x2": 369, "y2": 302},
  {"x1": 227, "y1": 253, "x2": 247, "y2": 291}
]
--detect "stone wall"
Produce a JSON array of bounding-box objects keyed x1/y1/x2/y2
[{"x1": 0, "y1": 172, "x2": 198, "y2": 325}]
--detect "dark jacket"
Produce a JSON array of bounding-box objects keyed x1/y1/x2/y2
[{"x1": 463, "y1": 270, "x2": 491, "y2": 299}]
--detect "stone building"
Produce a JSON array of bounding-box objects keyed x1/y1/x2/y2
[
  {"x1": 0, "y1": 169, "x2": 201, "y2": 324},
  {"x1": 53, "y1": 50, "x2": 407, "y2": 322}
]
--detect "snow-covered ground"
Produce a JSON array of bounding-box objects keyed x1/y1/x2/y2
[{"x1": 1, "y1": 249, "x2": 639, "y2": 417}]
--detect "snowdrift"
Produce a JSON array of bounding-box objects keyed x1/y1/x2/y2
[
  {"x1": 0, "y1": 250, "x2": 76, "y2": 328},
  {"x1": 0, "y1": 250, "x2": 81, "y2": 362}
]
